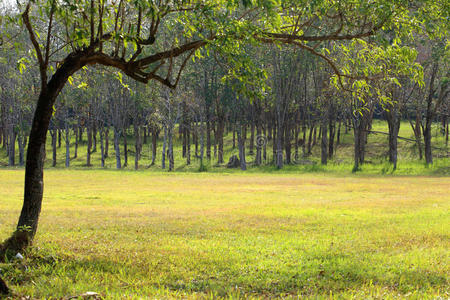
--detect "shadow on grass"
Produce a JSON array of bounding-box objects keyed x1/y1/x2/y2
[{"x1": 1, "y1": 245, "x2": 447, "y2": 298}]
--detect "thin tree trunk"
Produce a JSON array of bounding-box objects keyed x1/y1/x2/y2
[
  {"x1": 249, "y1": 114, "x2": 255, "y2": 155},
  {"x1": 151, "y1": 128, "x2": 157, "y2": 165},
  {"x1": 100, "y1": 129, "x2": 105, "y2": 168},
  {"x1": 276, "y1": 122, "x2": 283, "y2": 169},
  {"x1": 134, "y1": 124, "x2": 141, "y2": 170},
  {"x1": 65, "y1": 126, "x2": 70, "y2": 167},
  {"x1": 386, "y1": 109, "x2": 401, "y2": 170},
  {"x1": 104, "y1": 128, "x2": 109, "y2": 158},
  {"x1": 123, "y1": 129, "x2": 128, "y2": 167},
  {"x1": 307, "y1": 124, "x2": 314, "y2": 155},
  {"x1": 186, "y1": 126, "x2": 191, "y2": 165},
  {"x1": 57, "y1": 129, "x2": 61, "y2": 148},
  {"x1": 8, "y1": 129, "x2": 16, "y2": 167},
  {"x1": 51, "y1": 129, "x2": 57, "y2": 167},
  {"x1": 114, "y1": 128, "x2": 121, "y2": 169},
  {"x1": 86, "y1": 124, "x2": 92, "y2": 166},
  {"x1": 217, "y1": 116, "x2": 225, "y2": 164},
  {"x1": 18, "y1": 135, "x2": 25, "y2": 167},
  {"x1": 74, "y1": 126, "x2": 78, "y2": 159},
  {"x1": 92, "y1": 125, "x2": 97, "y2": 152},
  {"x1": 321, "y1": 118, "x2": 328, "y2": 165},
  {"x1": 237, "y1": 125, "x2": 246, "y2": 170},
  {"x1": 206, "y1": 117, "x2": 211, "y2": 159},
  {"x1": 168, "y1": 126, "x2": 174, "y2": 171},
  {"x1": 284, "y1": 120, "x2": 291, "y2": 164},
  {"x1": 336, "y1": 121, "x2": 341, "y2": 146},
  {"x1": 162, "y1": 126, "x2": 167, "y2": 169},
  {"x1": 328, "y1": 116, "x2": 335, "y2": 159}
]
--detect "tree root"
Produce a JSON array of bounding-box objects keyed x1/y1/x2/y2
[
  {"x1": 0, "y1": 276, "x2": 9, "y2": 295},
  {"x1": 0, "y1": 231, "x2": 31, "y2": 263}
]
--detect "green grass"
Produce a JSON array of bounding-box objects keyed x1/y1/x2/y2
[{"x1": 0, "y1": 170, "x2": 449, "y2": 299}]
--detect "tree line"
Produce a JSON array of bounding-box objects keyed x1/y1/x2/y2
[{"x1": 1, "y1": 44, "x2": 448, "y2": 172}]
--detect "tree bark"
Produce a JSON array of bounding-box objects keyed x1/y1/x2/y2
[
  {"x1": 114, "y1": 128, "x2": 121, "y2": 169},
  {"x1": 14, "y1": 55, "x2": 83, "y2": 244},
  {"x1": 217, "y1": 115, "x2": 225, "y2": 164},
  {"x1": 385, "y1": 108, "x2": 401, "y2": 170},
  {"x1": 0, "y1": 275, "x2": 9, "y2": 295},
  {"x1": 123, "y1": 129, "x2": 128, "y2": 167},
  {"x1": 8, "y1": 129, "x2": 16, "y2": 167},
  {"x1": 321, "y1": 118, "x2": 328, "y2": 165},
  {"x1": 51, "y1": 129, "x2": 57, "y2": 167},
  {"x1": 65, "y1": 126, "x2": 70, "y2": 167},
  {"x1": 18, "y1": 135, "x2": 26, "y2": 166},
  {"x1": 237, "y1": 125, "x2": 246, "y2": 170},
  {"x1": 100, "y1": 129, "x2": 105, "y2": 168},
  {"x1": 162, "y1": 126, "x2": 167, "y2": 169},
  {"x1": 134, "y1": 124, "x2": 141, "y2": 170},
  {"x1": 86, "y1": 124, "x2": 92, "y2": 167},
  {"x1": 104, "y1": 128, "x2": 109, "y2": 158},
  {"x1": 73, "y1": 125, "x2": 78, "y2": 159},
  {"x1": 151, "y1": 128, "x2": 157, "y2": 165}
]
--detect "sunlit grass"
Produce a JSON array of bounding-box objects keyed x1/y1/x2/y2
[{"x1": 0, "y1": 170, "x2": 448, "y2": 299}]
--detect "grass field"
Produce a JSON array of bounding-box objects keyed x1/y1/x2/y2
[{"x1": 0, "y1": 170, "x2": 449, "y2": 299}]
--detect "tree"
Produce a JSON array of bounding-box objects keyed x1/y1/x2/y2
[{"x1": 2, "y1": 0, "x2": 445, "y2": 259}]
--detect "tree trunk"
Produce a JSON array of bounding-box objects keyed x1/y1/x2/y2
[
  {"x1": 186, "y1": 126, "x2": 191, "y2": 165},
  {"x1": 182, "y1": 125, "x2": 187, "y2": 158},
  {"x1": 162, "y1": 126, "x2": 167, "y2": 169},
  {"x1": 255, "y1": 107, "x2": 262, "y2": 166},
  {"x1": 307, "y1": 124, "x2": 314, "y2": 155},
  {"x1": 423, "y1": 63, "x2": 439, "y2": 166},
  {"x1": 92, "y1": 125, "x2": 97, "y2": 153},
  {"x1": 232, "y1": 124, "x2": 236, "y2": 149},
  {"x1": 276, "y1": 122, "x2": 283, "y2": 169},
  {"x1": 18, "y1": 135, "x2": 25, "y2": 167},
  {"x1": 0, "y1": 275, "x2": 9, "y2": 295},
  {"x1": 206, "y1": 117, "x2": 211, "y2": 159},
  {"x1": 386, "y1": 109, "x2": 401, "y2": 170},
  {"x1": 217, "y1": 116, "x2": 225, "y2": 164},
  {"x1": 50, "y1": 129, "x2": 57, "y2": 167},
  {"x1": 321, "y1": 118, "x2": 328, "y2": 165},
  {"x1": 134, "y1": 124, "x2": 141, "y2": 170},
  {"x1": 123, "y1": 129, "x2": 128, "y2": 167},
  {"x1": 353, "y1": 127, "x2": 362, "y2": 172},
  {"x1": 423, "y1": 120, "x2": 433, "y2": 165},
  {"x1": 249, "y1": 114, "x2": 255, "y2": 155},
  {"x1": 336, "y1": 121, "x2": 341, "y2": 146},
  {"x1": 74, "y1": 126, "x2": 78, "y2": 159},
  {"x1": 100, "y1": 129, "x2": 105, "y2": 168},
  {"x1": 151, "y1": 128, "x2": 157, "y2": 165},
  {"x1": 328, "y1": 117, "x2": 335, "y2": 159},
  {"x1": 12, "y1": 57, "x2": 83, "y2": 247},
  {"x1": 61, "y1": 126, "x2": 68, "y2": 168},
  {"x1": 237, "y1": 125, "x2": 246, "y2": 170},
  {"x1": 104, "y1": 128, "x2": 109, "y2": 158},
  {"x1": 168, "y1": 126, "x2": 174, "y2": 171},
  {"x1": 57, "y1": 129, "x2": 62, "y2": 148},
  {"x1": 114, "y1": 128, "x2": 121, "y2": 169},
  {"x1": 199, "y1": 120, "x2": 205, "y2": 169},
  {"x1": 446, "y1": 117, "x2": 449, "y2": 147},
  {"x1": 8, "y1": 129, "x2": 16, "y2": 166},
  {"x1": 284, "y1": 120, "x2": 291, "y2": 164},
  {"x1": 86, "y1": 125, "x2": 92, "y2": 166},
  {"x1": 312, "y1": 127, "x2": 317, "y2": 147}
]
